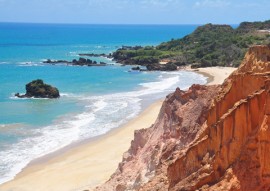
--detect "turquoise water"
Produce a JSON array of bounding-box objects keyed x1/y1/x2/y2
[
  {"x1": 0, "y1": 64, "x2": 161, "y2": 125},
  {"x1": 0, "y1": 23, "x2": 207, "y2": 184},
  {"x1": 0, "y1": 23, "x2": 198, "y2": 62}
]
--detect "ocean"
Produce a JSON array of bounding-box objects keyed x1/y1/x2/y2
[{"x1": 0, "y1": 23, "x2": 207, "y2": 184}]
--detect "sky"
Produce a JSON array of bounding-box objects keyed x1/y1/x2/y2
[{"x1": 0, "y1": 0, "x2": 269, "y2": 24}]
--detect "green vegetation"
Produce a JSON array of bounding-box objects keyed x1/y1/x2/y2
[
  {"x1": 113, "y1": 20, "x2": 270, "y2": 68},
  {"x1": 25, "y1": 79, "x2": 60, "y2": 98},
  {"x1": 113, "y1": 48, "x2": 175, "y2": 65},
  {"x1": 236, "y1": 20, "x2": 270, "y2": 33}
]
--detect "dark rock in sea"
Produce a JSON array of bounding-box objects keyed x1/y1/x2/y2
[
  {"x1": 43, "y1": 59, "x2": 69, "y2": 64},
  {"x1": 108, "y1": 53, "x2": 113, "y2": 58},
  {"x1": 44, "y1": 57, "x2": 107, "y2": 67},
  {"x1": 79, "y1": 57, "x2": 87, "y2": 63},
  {"x1": 45, "y1": 59, "x2": 52, "y2": 63},
  {"x1": 15, "y1": 93, "x2": 22, "y2": 98},
  {"x1": 131, "y1": 66, "x2": 141, "y2": 71},
  {"x1": 86, "y1": 59, "x2": 92, "y2": 64},
  {"x1": 139, "y1": 69, "x2": 148, "y2": 72},
  {"x1": 15, "y1": 79, "x2": 60, "y2": 99}
]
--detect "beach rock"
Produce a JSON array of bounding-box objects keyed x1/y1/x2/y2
[
  {"x1": 79, "y1": 57, "x2": 87, "y2": 63},
  {"x1": 94, "y1": 45, "x2": 270, "y2": 191},
  {"x1": 146, "y1": 63, "x2": 162, "y2": 71},
  {"x1": 71, "y1": 57, "x2": 86, "y2": 66},
  {"x1": 163, "y1": 62, "x2": 177, "y2": 71},
  {"x1": 86, "y1": 59, "x2": 92, "y2": 64},
  {"x1": 146, "y1": 63, "x2": 177, "y2": 71},
  {"x1": 14, "y1": 93, "x2": 24, "y2": 98},
  {"x1": 15, "y1": 79, "x2": 60, "y2": 98},
  {"x1": 131, "y1": 66, "x2": 141, "y2": 71},
  {"x1": 44, "y1": 58, "x2": 107, "y2": 67},
  {"x1": 45, "y1": 59, "x2": 52, "y2": 63}
]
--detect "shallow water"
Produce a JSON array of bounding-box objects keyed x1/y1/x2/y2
[{"x1": 0, "y1": 23, "x2": 206, "y2": 184}]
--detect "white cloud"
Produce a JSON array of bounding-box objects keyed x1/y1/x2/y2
[
  {"x1": 138, "y1": 0, "x2": 184, "y2": 11},
  {"x1": 194, "y1": 0, "x2": 231, "y2": 8}
]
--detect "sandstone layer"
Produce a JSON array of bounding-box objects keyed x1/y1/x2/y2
[{"x1": 94, "y1": 45, "x2": 270, "y2": 191}]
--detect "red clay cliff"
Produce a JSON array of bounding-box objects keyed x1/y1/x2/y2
[{"x1": 94, "y1": 45, "x2": 270, "y2": 191}]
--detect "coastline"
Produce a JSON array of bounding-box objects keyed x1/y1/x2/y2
[
  {"x1": 0, "y1": 67, "x2": 236, "y2": 191},
  {"x1": 193, "y1": 66, "x2": 236, "y2": 85},
  {"x1": 0, "y1": 100, "x2": 164, "y2": 191}
]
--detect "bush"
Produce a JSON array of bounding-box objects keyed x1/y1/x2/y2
[{"x1": 113, "y1": 20, "x2": 270, "y2": 67}]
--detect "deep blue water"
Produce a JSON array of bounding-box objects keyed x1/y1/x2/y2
[
  {"x1": 0, "y1": 23, "x2": 207, "y2": 184},
  {"x1": 0, "y1": 23, "x2": 198, "y2": 62}
]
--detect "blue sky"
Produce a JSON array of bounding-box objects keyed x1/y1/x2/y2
[{"x1": 0, "y1": 0, "x2": 269, "y2": 24}]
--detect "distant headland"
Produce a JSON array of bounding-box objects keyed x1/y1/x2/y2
[{"x1": 43, "y1": 20, "x2": 270, "y2": 72}]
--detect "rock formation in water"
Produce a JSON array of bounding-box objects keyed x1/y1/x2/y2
[
  {"x1": 15, "y1": 79, "x2": 60, "y2": 98},
  {"x1": 43, "y1": 57, "x2": 107, "y2": 66},
  {"x1": 94, "y1": 45, "x2": 270, "y2": 191}
]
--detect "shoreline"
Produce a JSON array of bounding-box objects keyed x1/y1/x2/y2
[
  {"x1": 0, "y1": 67, "x2": 236, "y2": 191},
  {"x1": 0, "y1": 100, "x2": 164, "y2": 191},
  {"x1": 190, "y1": 66, "x2": 236, "y2": 85}
]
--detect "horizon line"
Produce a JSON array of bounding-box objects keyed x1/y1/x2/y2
[{"x1": 0, "y1": 21, "x2": 240, "y2": 26}]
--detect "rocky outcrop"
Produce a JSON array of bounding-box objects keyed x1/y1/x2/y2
[
  {"x1": 146, "y1": 63, "x2": 177, "y2": 71},
  {"x1": 72, "y1": 57, "x2": 99, "y2": 66},
  {"x1": 43, "y1": 59, "x2": 69, "y2": 64},
  {"x1": 94, "y1": 45, "x2": 270, "y2": 191},
  {"x1": 131, "y1": 66, "x2": 141, "y2": 71},
  {"x1": 43, "y1": 58, "x2": 107, "y2": 66},
  {"x1": 15, "y1": 79, "x2": 60, "y2": 98}
]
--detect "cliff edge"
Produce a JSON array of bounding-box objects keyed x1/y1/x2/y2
[{"x1": 94, "y1": 45, "x2": 270, "y2": 191}]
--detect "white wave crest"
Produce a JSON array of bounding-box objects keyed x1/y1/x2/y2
[{"x1": 0, "y1": 70, "x2": 207, "y2": 185}]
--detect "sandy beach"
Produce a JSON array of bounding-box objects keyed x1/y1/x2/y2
[
  {"x1": 0, "y1": 67, "x2": 236, "y2": 191},
  {"x1": 193, "y1": 67, "x2": 236, "y2": 85}
]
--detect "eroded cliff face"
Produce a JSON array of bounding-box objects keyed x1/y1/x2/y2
[{"x1": 94, "y1": 45, "x2": 270, "y2": 191}]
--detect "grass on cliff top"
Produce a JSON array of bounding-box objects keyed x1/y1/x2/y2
[{"x1": 113, "y1": 20, "x2": 270, "y2": 67}]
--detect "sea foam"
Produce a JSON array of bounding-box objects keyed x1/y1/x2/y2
[{"x1": 0, "y1": 70, "x2": 207, "y2": 185}]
